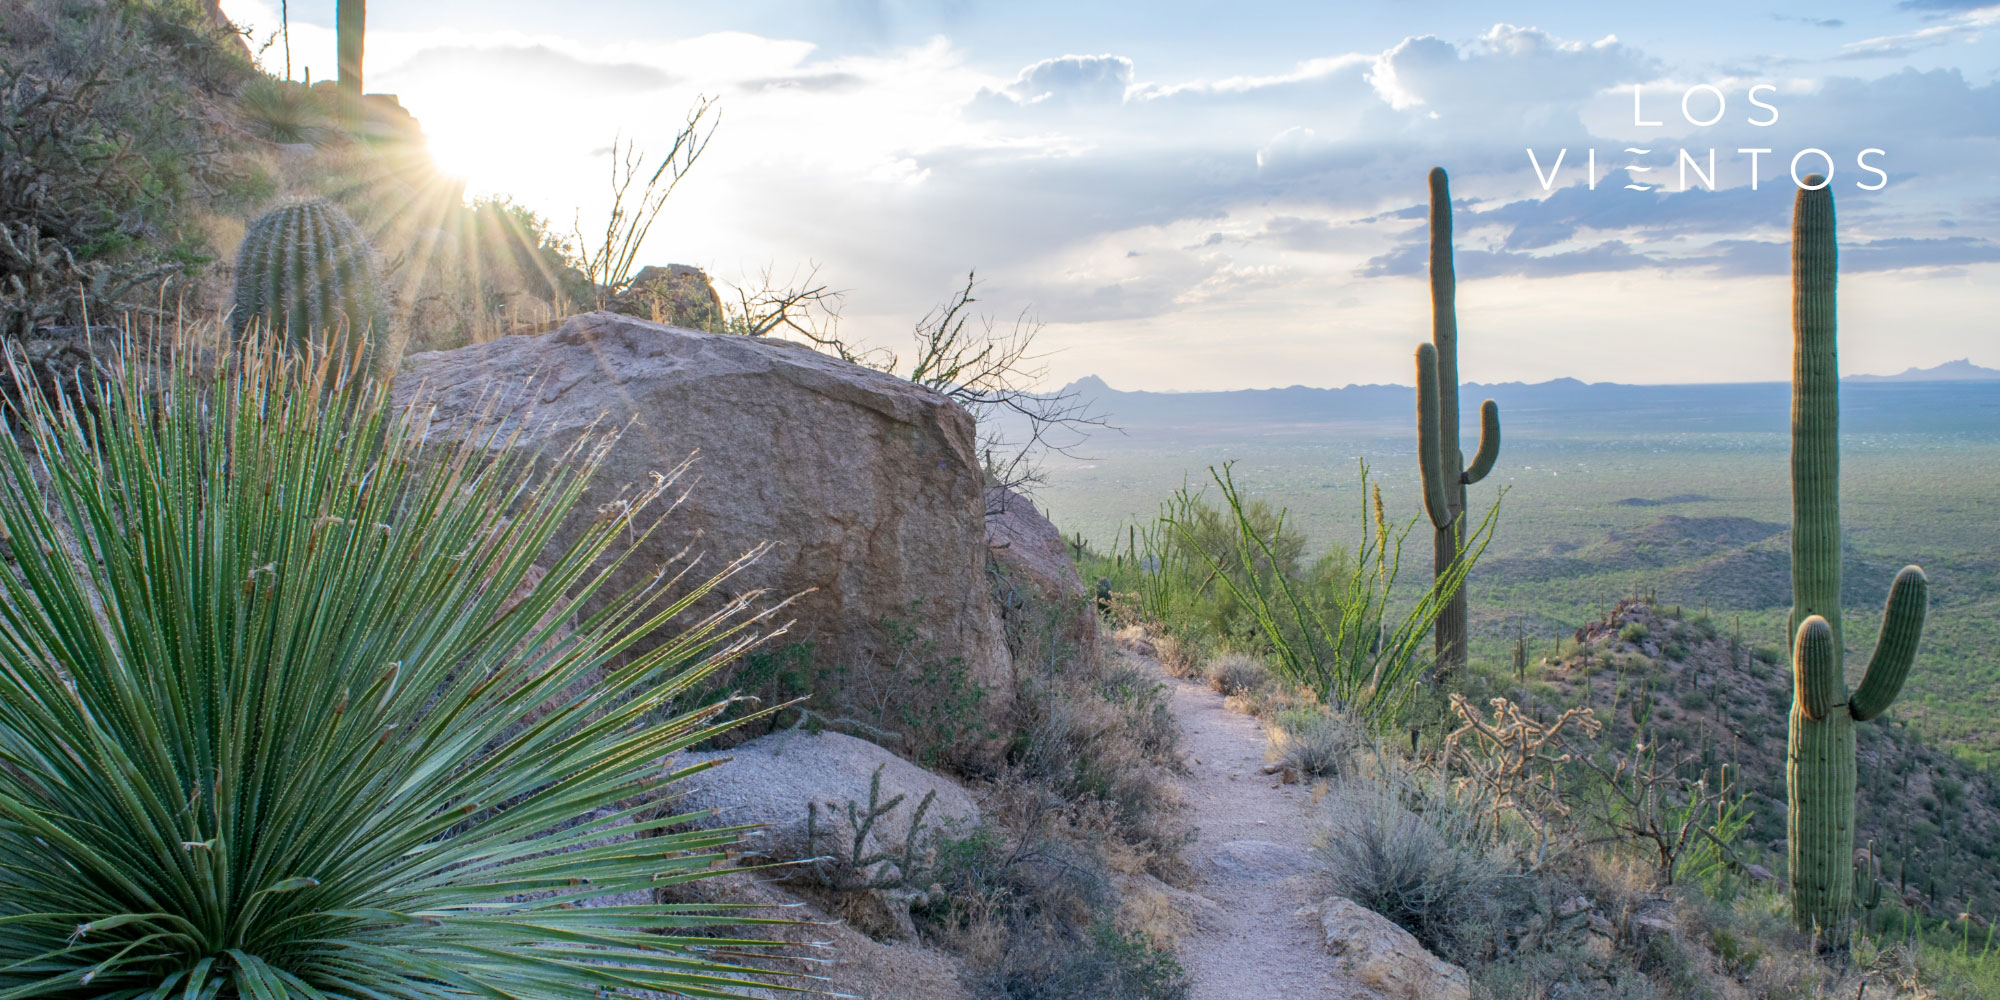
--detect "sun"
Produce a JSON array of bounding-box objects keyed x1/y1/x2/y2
[{"x1": 423, "y1": 118, "x2": 503, "y2": 194}]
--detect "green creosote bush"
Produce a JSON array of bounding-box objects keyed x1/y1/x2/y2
[{"x1": 0, "y1": 331, "x2": 795, "y2": 999}]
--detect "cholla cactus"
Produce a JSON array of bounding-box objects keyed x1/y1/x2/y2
[
  {"x1": 1415, "y1": 167, "x2": 1501, "y2": 674},
  {"x1": 230, "y1": 200, "x2": 387, "y2": 356},
  {"x1": 1784, "y1": 178, "x2": 1929, "y2": 935}
]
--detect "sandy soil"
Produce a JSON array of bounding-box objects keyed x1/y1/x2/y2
[{"x1": 1129, "y1": 649, "x2": 1373, "y2": 999}]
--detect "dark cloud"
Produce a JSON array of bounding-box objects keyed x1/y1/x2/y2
[
  {"x1": 1695, "y1": 235, "x2": 2000, "y2": 274},
  {"x1": 1361, "y1": 239, "x2": 1652, "y2": 278}
]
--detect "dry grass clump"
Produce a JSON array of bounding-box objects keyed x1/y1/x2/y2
[
  {"x1": 1268, "y1": 708, "x2": 1359, "y2": 779},
  {"x1": 1149, "y1": 631, "x2": 1204, "y2": 679},
  {"x1": 1204, "y1": 650, "x2": 1270, "y2": 697},
  {"x1": 1313, "y1": 760, "x2": 1520, "y2": 964}
]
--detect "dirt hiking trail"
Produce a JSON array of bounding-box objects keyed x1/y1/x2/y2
[{"x1": 1127, "y1": 647, "x2": 1370, "y2": 999}]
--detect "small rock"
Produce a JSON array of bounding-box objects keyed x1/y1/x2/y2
[
  {"x1": 1631, "y1": 898, "x2": 1676, "y2": 940},
  {"x1": 1587, "y1": 913, "x2": 1615, "y2": 938},
  {"x1": 1584, "y1": 932, "x2": 1616, "y2": 961},
  {"x1": 1317, "y1": 897, "x2": 1471, "y2": 1000},
  {"x1": 1558, "y1": 895, "x2": 1591, "y2": 918},
  {"x1": 1745, "y1": 864, "x2": 1776, "y2": 884}
]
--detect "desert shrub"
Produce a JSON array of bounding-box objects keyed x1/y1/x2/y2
[
  {"x1": 1205, "y1": 650, "x2": 1270, "y2": 696},
  {"x1": 0, "y1": 334, "x2": 791, "y2": 996},
  {"x1": 1620, "y1": 622, "x2": 1652, "y2": 643},
  {"x1": 1158, "y1": 462, "x2": 1494, "y2": 726},
  {"x1": 916, "y1": 822, "x2": 1188, "y2": 1000},
  {"x1": 0, "y1": 0, "x2": 259, "y2": 333},
  {"x1": 1270, "y1": 707, "x2": 1358, "y2": 778},
  {"x1": 1314, "y1": 766, "x2": 1519, "y2": 961},
  {"x1": 237, "y1": 75, "x2": 331, "y2": 143},
  {"x1": 977, "y1": 921, "x2": 1191, "y2": 1000}
]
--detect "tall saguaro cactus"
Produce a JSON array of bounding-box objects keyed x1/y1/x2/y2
[
  {"x1": 1415, "y1": 167, "x2": 1501, "y2": 674},
  {"x1": 336, "y1": 0, "x2": 365, "y2": 121},
  {"x1": 1784, "y1": 178, "x2": 1930, "y2": 935}
]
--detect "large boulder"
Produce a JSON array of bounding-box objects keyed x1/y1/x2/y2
[
  {"x1": 984, "y1": 485, "x2": 1095, "y2": 651},
  {"x1": 394, "y1": 311, "x2": 1012, "y2": 704},
  {"x1": 1316, "y1": 897, "x2": 1471, "y2": 1000},
  {"x1": 984, "y1": 485, "x2": 1082, "y2": 602}
]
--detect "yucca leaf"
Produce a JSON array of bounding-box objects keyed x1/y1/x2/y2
[{"x1": 0, "y1": 333, "x2": 797, "y2": 997}]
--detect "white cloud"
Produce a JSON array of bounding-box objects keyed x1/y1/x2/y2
[{"x1": 214, "y1": 1, "x2": 2000, "y2": 387}]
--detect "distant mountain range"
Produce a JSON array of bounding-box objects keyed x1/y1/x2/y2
[
  {"x1": 1845, "y1": 359, "x2": 2000, "y2": 382},
  {"x1": 1051, "y1": 370, "x2": 2000, "y2": 439}
]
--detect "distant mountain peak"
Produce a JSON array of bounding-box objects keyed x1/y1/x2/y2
[
  {"x1": 1847, "y1": 359, "x2": 2000, "y2": 382},
  {"x1": 1064, "y1": 374, "x2": 1115, "y2": 394}
]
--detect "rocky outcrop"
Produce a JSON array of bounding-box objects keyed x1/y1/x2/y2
[
  {"x1": 675, "y1": 729, "x2": 982, "y2": 942},
  {"x1": 394, "y1": 311, "x2": 1012, "y2": 703},
  {"x1": 612, "y1": 264, "x2": 724, "y2": 330},
  {"x1": 675, "y1": 729, "x2": 981, "y2": 868},
  {"x1": 984, "y1": 485, "x2": 1096, "y2": 651},
  {"x1": 1315, "y1": 898, "x2": 1471, "y2": 1000},
  {"x1": 984, "y1": 486, "x2": 1082, "y2": 602}
]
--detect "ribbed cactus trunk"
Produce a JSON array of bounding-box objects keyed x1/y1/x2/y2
[
  {"x1": 336, "y1": 0, "x2": 365, "y2": 124},
  {"x1": 1784, "y1": 178, "x2": 1930, "y2": 937},
  {"x1": 230, "y1": 199, "x2": 388, "y2": 362},
  {"x1": 1414, "y1": 167, "x2": 1500, "y2": 677},
  {"x1": 1430, "y1": 170, "x2": 1470, "y2": 673}
]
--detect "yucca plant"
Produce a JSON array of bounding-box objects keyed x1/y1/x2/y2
[{"x1": 0, "y1": 332, "x2": 802, "y2": 999}]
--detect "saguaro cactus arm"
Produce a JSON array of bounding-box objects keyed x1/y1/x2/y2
[
  {"x1": 1415, "y1": 343, "x2": 1451, "y2": 529},
  {"x1": 1462, "y1": 399, "x2": 1501, "y2": 484},
  {"x1": 1794, "y1": 615, "x2": 1841, "y2": 722},
  {"x1": 1849, "y1": 565, "x2": 1928, "y2": 721}
]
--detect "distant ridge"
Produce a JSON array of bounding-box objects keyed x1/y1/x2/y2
[
  {"x1": 1043, "y1": 373, "x2": 2000, "y2": 437},
  {"x1": 1845, "y1": 359, "x2": 2000, "y2": 382}
]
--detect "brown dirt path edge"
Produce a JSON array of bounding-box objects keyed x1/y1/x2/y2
[{"x1": 1124, "y1": 648, "x2": 1372, "y2": 999}]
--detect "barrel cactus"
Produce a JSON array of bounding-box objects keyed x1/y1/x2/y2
[
  {"x1": 1414, "y1": 166, "x2": 1501, "y2": 675},
  {"x1": 1784, "y1": 177, "x2": 1929, "y2": 935},
  {"x1": 230, "y1": 199, "x2": 388, "y2": 355}
]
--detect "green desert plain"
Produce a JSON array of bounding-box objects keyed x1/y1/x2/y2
[{"x1": 1037, "y1": 375, "x2": 2000, "y2": 764}]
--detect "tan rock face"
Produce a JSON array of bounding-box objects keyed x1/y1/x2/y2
[
  {"x1": 1316, "y1": 897, "x2": 1471, "y2": 1000},
  {"x1": 984, "y1": 486, "x2": 1082, "y2": 602},
  {"x1": 394, "y1": 311, "x2": 1011, "y2": 704}
]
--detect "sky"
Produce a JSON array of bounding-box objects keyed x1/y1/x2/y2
[{"x1": 218, "y1": 1, "x2": 2000, "y2": 390}]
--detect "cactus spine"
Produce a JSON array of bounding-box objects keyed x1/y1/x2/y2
[
  {"x1": 1784, "y1": 177, "x2": 1929, "y2": 935},
  {"x1": 1415, "y1": 167, "x2": 1501, "y2": 674},
  {"x1": 230, "y1": 199, "x2": 388, "y2": 356}
]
